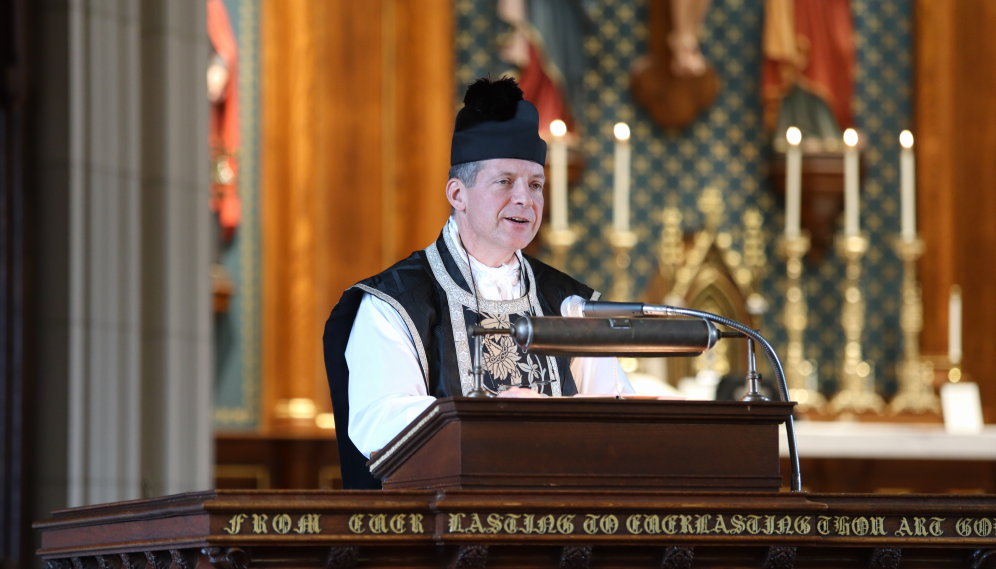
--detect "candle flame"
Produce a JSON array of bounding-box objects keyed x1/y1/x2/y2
[
  {"x1": 786, "y1": 126, "x2": 802, "y2": 146},
  {"x1": 613, "y1": 122, "x2": 630, "y2": 141},
  {"x1": 843, "y1": 128, "x2": 859, "y2": 147},
  {"x1": 550, "y1": 119, "x2": 567, "y2": 137},
  {"x1": 899, "y1": 130, "x2": 914, "y2": 148}
]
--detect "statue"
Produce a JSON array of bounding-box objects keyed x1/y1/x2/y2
[{"x1": 631, "y1": 0, "x2": 720, "y2": 129}]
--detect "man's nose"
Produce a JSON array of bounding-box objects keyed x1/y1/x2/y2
[{"x1": 511, "y1": 179, "x2": 533, "y2": 207}]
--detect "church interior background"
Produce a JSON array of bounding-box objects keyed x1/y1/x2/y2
[
  {"x1": 203, "y1": 0, "x2": 994, "y2": 492},
  {"x1": 215, "y1": 0, "x2": 915, "y2": 424},
  {"x1": 4, "y1": 0, "x2": 996, "y2": 565}
]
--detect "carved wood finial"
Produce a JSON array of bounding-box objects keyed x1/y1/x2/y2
[
  {"x1": 560, "y1": 546, "x2": 593, "y2": 569},
  {"x1": 169, "y1": 549, "x2": 199, "y2": 569},
  {"x1": 202, "y1": 548, "x2": 250, "y2": 569},
  {"x1": 453, "y1": 545, "x2": 488, "y2": 569},
  {"x1": 44, "y1": 559, "x2": 72, "y2": 569},
  {"x1": 145, "y1": 552, "x2": 171, "y2": 569},
  {"x1": 325, "y1": 547, "x2": 358, "y2": 569},
  {"x1": 971, "y1": 550, "x2": 996, "y2": 569},
  {"x1": 662, "y1": 546, "x2": 694, "y2": 569},
  {"x1": 120, "y1": 553, "x2": 144, "y2": 569},
  {"x1": 870, "y1": 548, "x2": 902, "y2": 569},
  {"x1": 765, "y1": 546, "x2": 798, "y2": 569},
  {"x1": 96, "y1": 555, "x2": 122, "y2": 569},
  {"x1": 72, "y1": 558, "x2": 97, "y2": 569}
]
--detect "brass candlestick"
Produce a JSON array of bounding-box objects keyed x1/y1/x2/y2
[
  {"x1": 544, "y1": 227, "x2": 577, "y2": 272},
  {"x1": 607, "y1": 228, "x2": 638, "y2": 301},
  {"x1": 889, "y1": 237, "x2": 941, "y2": 414},
  {"x1": 778, "y1": 232, "x2": 825, "y2": 411},
  {"x1": 829, "y1": 234, "x2": 885, "y2": 414}
]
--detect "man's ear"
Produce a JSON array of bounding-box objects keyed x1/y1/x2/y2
[{"x1": 446, "y1": 178, "x2": 468, "y2": 212}]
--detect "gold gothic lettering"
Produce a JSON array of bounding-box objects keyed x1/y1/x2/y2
[
  {"x1": 223, "y1": 514, "x2": 247, "y2": 535},
  {"x1": 870, "y1": 517, "x2": 886, "y2": 536},
  {"x1": 252, "y1": 514, "x2": 268, "y2": 534},
  {"x1": 930, "y1": 517, "x2": 945, "y2": 537},
  {"x1": 817, "y1": 516, "x2": 832, "y2": 535},
  {"x1": 272, "y1": 514, "x2": 292, "y2": 534},
  {"x1": 295, "y1": 514, "x2": 322, "y2": 534},
  {"x1": 895, "y1": 517, "x2": 913, "y2": 537}
]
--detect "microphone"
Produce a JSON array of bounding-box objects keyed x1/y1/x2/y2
[
  {"x1": 561, "y1": 295, "x2": 676, "y2": 318},
  {"x1": 509, "y1": 315, "x2": 720, "y2": 357}
]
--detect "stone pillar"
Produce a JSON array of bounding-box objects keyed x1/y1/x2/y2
[
  {"x1": 139, "y1": 0, "x2": 213, "y2": 497},
  {"x1": 29, "y1": 0, "x2": 211, "y2": 513}
]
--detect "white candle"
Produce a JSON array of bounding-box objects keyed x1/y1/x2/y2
[
  {"x1": 949, "y1": 285, "x2": 962, "y2": 365},
  {"x1": 785, "y1": 127, "x2": 802, "y2": 239},
  {"x1": 900, "y1": 130, "x2": 916, "y2": 241},
  {"x1": 613, "y1": 122, "x2": 631, "y2": 233},
  {"x1": 843, "y1": 128, "x2": 860, "y2": 237},
  {"x1": 549, "y1": 120, "x2": 568, "y2": 232}
]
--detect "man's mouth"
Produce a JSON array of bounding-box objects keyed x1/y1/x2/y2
[{"x1": 504, "y1": 216, "x2": 530, "y2": 225}]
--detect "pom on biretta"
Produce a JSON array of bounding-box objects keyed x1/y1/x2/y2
[{"x1": 451, "y1": 76, "x2": 547, "y2": 166}]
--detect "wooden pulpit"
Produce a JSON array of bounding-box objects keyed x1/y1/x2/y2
[
  {"x1": 367, "y1": 397, "x2": 795, "y2": 492},
  {"x1": 34, "y1": 398, "x2": 996, "y2": 568}
]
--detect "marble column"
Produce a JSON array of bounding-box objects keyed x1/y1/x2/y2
[{"x1": 29, "y1": 0, "x2": 211, "y2": 513}]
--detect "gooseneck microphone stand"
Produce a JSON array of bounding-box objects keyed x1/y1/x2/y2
[
  {"x1": 467, "y1": 308, "x2": 803, "y2": 493},
  {"x1": 646, "y1": 305, "x2": 801, "y2": 493}
]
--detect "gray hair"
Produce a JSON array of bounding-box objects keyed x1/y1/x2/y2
[{"x1": 448, "y1": 160, "x2": 485, "y2": 189}]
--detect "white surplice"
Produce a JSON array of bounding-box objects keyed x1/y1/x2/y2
[{"x1": 344, "y1": 218, "x2": 634, "y2": 458}]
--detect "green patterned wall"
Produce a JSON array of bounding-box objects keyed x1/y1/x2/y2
[{"x1": 455, "y1": 0, "x2": 912, "y2": 394}]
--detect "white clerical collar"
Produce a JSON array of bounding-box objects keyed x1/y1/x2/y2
[{"x1": 446, "y1": 217, "x2": 523, "y2": 301}]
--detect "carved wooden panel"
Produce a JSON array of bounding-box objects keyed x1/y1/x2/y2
[
  {"x1": 764, "y1": 546, "x2": 797, "y2": 569},
  {"x1": 325, "y1": 547, "x2": 358, "y2": 569},
  {"x1": 453, "y1": 545, "x2": 488, "y2": 568},
  {"x1": 169, "y1": 550, "x2": 198, "y2": 569},
  {"x1": 95, "y1": 555, "x2": 122, "y2": 569},
  {"x1": 559, "y1": 546, "x2": 593, "y2": 569},
  {"x1": 203, "y1": 547, "x2": 249, "y2": 569},
  {"x1": 144, "y1": 552, "x2": 171, "y2": 569},
  {"x1": 661, "y1": 546, "x2": 694, "y2": 569},
  {"x1": 119, "y1": 553, "x2": 144, "y2": 569},
  {"x1": 870, "y1": 548, "x2": 901, "y2": 569},
  {"x1": 972, "y1": 549, "x2": 996, "y2": 569}
]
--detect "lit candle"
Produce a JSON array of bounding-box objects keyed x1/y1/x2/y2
[
  {"x1": 549, "y1": 120, "x2": 568, "y2": 232},
  {"x1": 613, "y1": 122, "x2": 631, "y2": 233},
  {"x1": 949, "y1": 285, "x2": 962, "y2": 365},
  {"x1": 900, "y1": 130, "x2": 916, "y2": 242},
  {"x1": 843, "y1": 128, "x2": 860, "y2": 237},
  {"x1": 785, "y1": 126, "x2": 802, "y2": 239}
]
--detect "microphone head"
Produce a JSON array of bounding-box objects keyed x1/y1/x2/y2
[{"x1": 560, "y1": 295, "x2": 586, "y2": 318}]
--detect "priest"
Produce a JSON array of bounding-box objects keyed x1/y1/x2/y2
[{"x1": 324, "y1": 76, "x2": 634, "y2": 489}]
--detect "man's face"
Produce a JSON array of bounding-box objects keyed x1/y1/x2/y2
[{"x1": 448, "y1": 158, "x2": 545, "y2": 259}]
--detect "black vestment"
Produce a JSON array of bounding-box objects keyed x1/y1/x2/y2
[{"x1": 322, "y1": 229, "x2": 599, "y2": 489}]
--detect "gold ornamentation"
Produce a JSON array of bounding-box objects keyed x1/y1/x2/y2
[
  {"x1": 353, "y1": 284, "x2": 429, "y2": 385},
  {"x1": 829, "y1": 234, "x2": 884, "y2": 414},
  {"x1": 889, "y1": 237, "x2": 941, "y2": 414},
  {"x1": 778, "y1": 233, "x2": 825, "y2": 411},
  {"x1": 606, "y1": 227, "x2": 638, "y2": 301}
]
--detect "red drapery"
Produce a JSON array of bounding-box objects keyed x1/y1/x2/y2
[{"x1": 208, "y1": 0, "x2": 241, "y2": 237}]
